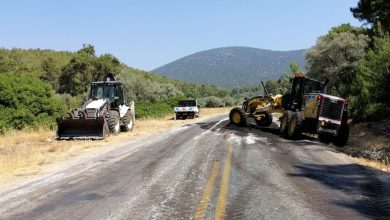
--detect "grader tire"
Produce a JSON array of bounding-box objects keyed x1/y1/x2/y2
[
  {"x1": 229, "y1": 107, "x2": 247, "y2": 126},
  {"x1": 334, "y1": 123, "x2": 349, "y2": 147},
  {"x1": 287, "y1": 112, "x2": 303, "y2": 139},
  {"x1": 280, "y1": 110, "x2": 294, "y2": 135},
  {"x1": 318, "y1": 133, "x2": 331, "y2": 144},
  {"x1": 255, "y1": 112, "x2": 273, "y2": 127}
]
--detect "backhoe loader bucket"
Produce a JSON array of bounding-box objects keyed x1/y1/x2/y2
[{"x1": 56, "y1": 117, "x2": 107, "y2": 140}]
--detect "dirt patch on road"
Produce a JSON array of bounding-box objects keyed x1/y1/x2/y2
[{"x1": 0, "y1": 107, "x2": 230, "y2": 189}]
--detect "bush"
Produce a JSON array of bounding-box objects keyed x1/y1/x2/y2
[
  {"x1": 135, "y1": 101, "x2": 172, "y2": 119},
  {"x1": 222, "y1": 96, "x2": 236, "y2": 107},
  {"x1": 0, "y1": 75, "x2": 66, "y2": 132},
  {"x1": 204, "y1": 96, "x2": 223, "y2": 107},
  {"x1": 135, "y1": 96, "x2": 188, "y2": 119},
  {"x1": 58, "y1": 93, "x2": 85, "y2": 110}
]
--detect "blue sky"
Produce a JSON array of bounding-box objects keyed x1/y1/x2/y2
[{"x1": 1, "y1": 0, "x2": 362, "y2": 70}]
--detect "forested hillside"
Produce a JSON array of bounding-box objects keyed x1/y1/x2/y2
[
  {"x1": 0, "y1": 45, "x2": 229, "y2": 132},
  {"x1": 152, "y1": 46, "x2": 306, "y2": 88}
]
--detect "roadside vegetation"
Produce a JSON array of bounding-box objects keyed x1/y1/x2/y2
[{"x1": 0, "y1": 45, "x2": 231, "y2": 133}]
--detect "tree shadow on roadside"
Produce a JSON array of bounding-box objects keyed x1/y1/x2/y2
[{"x1": 288, "y1": 163, "x2": 390, "y2": 219}]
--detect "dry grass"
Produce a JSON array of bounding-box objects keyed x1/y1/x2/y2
[
  {"x1": 355, "y1": 157, "x2": 390, "y2": 173},
  {"x1": 0, "y1": 107, "x2": 230, "y2": 186}
]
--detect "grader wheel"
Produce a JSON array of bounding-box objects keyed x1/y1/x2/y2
[
  {"x1": 255, "y1": 112, "x2": 273, "y2": 127},
  {"x1": 229, "y1": 107, "x2": 247, "y2": 126}
]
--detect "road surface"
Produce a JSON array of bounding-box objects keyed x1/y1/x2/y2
[{"x1": 1, "y1": 115, "x2": 389, "y2": 220}]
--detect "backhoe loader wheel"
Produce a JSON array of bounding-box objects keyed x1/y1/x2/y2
[
  {"x1": 102, "y1": 121, "x2": 109, "y2": 137},
  {"x1": 121, "y1": 111, "x2": 134, "y2": 132},
  {"x1": 108, "y1": 111, "x2": 120, "y2": 135},
  {"x1": 287, "y1": 112, "x2": 303, "y2": 139},
  {"x1": 229, "y1": 107, "x2": 247, "y2": 126},
  {"x1": 255, "y1": 112, "x2": 273, "y2": 127},
  {"x1": 280, "y1": 110, "x2": 293, "y2": 135}
]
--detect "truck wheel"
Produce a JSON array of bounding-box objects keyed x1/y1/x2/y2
[
  {"x1": 229, "y1": 107, "x2": 247, "y2": 126},
  {"x1": 287, "y1": 112, "x2": 303, "y2": 139},
  {"x1": 108, "y1": 111, "x2": 120, "y2": 135},
  {"x1": 334, "y1": 123, "x2": 349, "y2": 147},
  {"x1": 121, "y1": 111, "x2": 134, "y2": 132},
  {"x1": 255, "y1": 112, "x2": 273, "y2": 127},
  {"x1": 280, "y1": 110, "x2": 293, "y2": 135}
]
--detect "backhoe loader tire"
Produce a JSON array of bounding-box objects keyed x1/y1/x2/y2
[
  {"x1": 229, "y1": 107, "x2": 247, "y2": 126},
  {"x1": 108, "y1": 111, "x2": 120, "y2": 135},
  {"x1": 121, "y1": 111, "x2": 134, "y2": 132}
]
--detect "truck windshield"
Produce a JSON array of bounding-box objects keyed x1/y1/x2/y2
[
  {"x1": 178, "y1": 100, "x2": 196, "y2": 107},
  {"x1": 304, "y1": 79, "x2": 324, "y2": 93},
  {"x1": 91, "y1": 84, "x2": 115, "y2": 100}
]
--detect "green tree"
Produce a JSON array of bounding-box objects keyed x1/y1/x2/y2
[
  {"x1": 351, "y1": 0, "x2": 390, "y2": 33},
  {"x1": 289, "y1": 60, "x2": 302, "y2": 74},
  {"x1": 93, "y1": 54, "x2": 120, "y2": 81},
  {"x1": 305, "y1": 24, "x2": 369, "y2": 97},
  {"x1": 58, "y1": 45, "x2": 121, "y2": 96},
  {"x1": 40, "y1": 57, "x2": 60, "y2": 91},
  {"x1": 264, "y1": 80, "x2": 279, "y2": 95},
  {"x1": 351, "y1": 34, "x2": 390, "y2": 120},
  {"x1": 58, "y1": 53, "x2": 93, "y2": 96}
]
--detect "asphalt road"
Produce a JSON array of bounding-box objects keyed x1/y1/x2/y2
[{"x1": 1, "y1": 115, "x2": 390, "y2": 220}]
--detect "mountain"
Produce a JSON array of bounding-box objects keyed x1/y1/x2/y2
[{"x1": 152, "y1": 46, "x2": 306, "y2": 88}]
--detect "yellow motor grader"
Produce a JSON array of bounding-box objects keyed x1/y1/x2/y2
[
  {"x1": 229, "y1": 73, "x2": 350, "y2": 146},
  {"x1": 229, "y1": 81, "x2": 284, "y2": 127}
]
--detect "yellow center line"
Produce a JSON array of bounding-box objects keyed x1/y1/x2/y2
[
  {"x1": 194, "y1": 161, "x2": 221, "y2": 220},
  {"x1": 214, "y1": 144, "x2": 233, "y2": 220}
]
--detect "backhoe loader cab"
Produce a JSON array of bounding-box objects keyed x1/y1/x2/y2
[
  {"x1": 279, "y1": 74, "x2": 349, "y2": 146},
  {"x1": 90, "y1": 81, "x2": 126, "y2": 109}
]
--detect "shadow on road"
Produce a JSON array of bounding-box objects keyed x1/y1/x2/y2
[{"x1": 288, "y1": 163, "x2": 390, "y2": 219}]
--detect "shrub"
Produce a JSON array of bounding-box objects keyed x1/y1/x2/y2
[
  {"x1": 0, "y1": 75, "x2": 66, "y2": 132},
  {"x1": 135, "y1": 96, "x2": 188, "y2": 119},
  {"x1": 204, "y1": 96, "x2": 223, "y2": 107}
]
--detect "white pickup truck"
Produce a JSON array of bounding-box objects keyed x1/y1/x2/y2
[{"x1": 174, "y1": 100, "x2": 199, "y2": 120}]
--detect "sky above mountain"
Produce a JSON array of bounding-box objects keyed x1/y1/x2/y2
[{"x1": 1, "y1": 0, "x2": 362, "y2": 70}]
